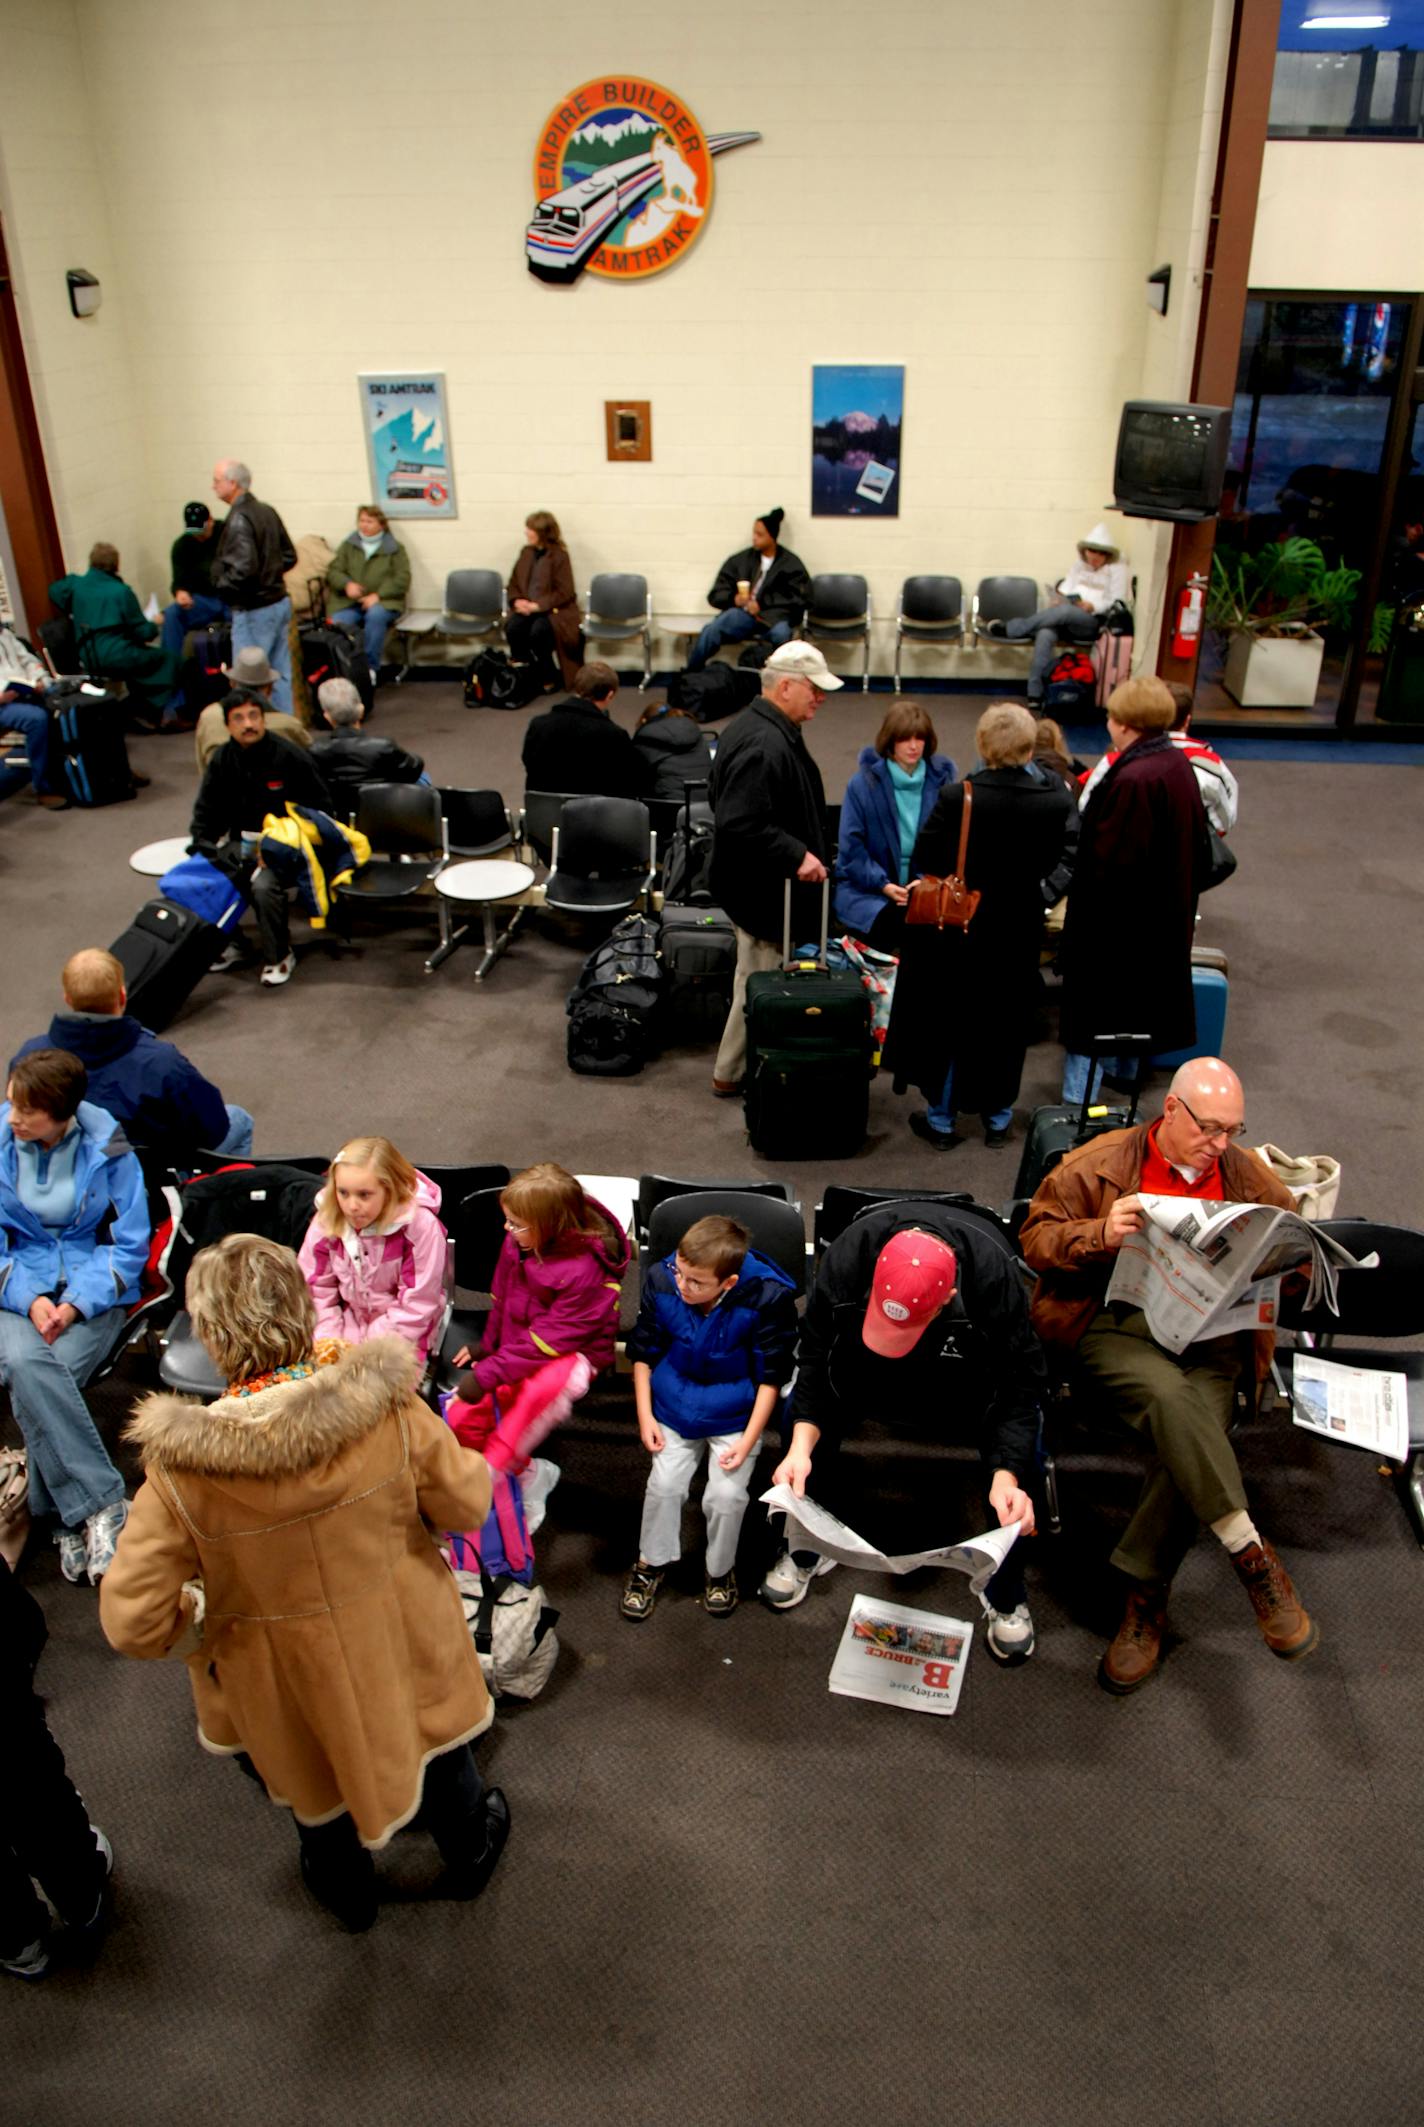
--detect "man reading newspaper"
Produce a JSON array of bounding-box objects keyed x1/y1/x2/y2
[{"x1": 1021, "y1": 1057, "x2": 1318, "y2": 1695}]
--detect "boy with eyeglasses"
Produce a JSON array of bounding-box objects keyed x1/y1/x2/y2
[{"x1": 1020, "y1": 1056, "x2": 1319, "y2": 1695}]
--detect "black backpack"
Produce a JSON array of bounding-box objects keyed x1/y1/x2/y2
[
  {"x1": 667, "y1": 665, "x2": 760, "y2": 723},
  {"x1": 464, "y1": 649, "x2": 540, "y2": 710},
  {"x1": 566, "y1": 915, "x2": 663, "y2": 1076},
  {"x1": 1043, "y1": 648, "x2": 1097, "y2": 717},
  {"x1": 737, "y1": 639, "x2": 774, "y2": 671},
  {"x1": 662, "y1": 787, "x2": 716, "y2": 906}
]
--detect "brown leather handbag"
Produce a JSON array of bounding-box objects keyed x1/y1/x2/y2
[{"x1": 906, "y1": 781, "x2": 981, "y2": 931}]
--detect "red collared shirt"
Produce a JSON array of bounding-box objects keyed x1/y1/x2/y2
[{"x1": 1136, "y1": 1116, "x2": 1221, "y2": 1200}]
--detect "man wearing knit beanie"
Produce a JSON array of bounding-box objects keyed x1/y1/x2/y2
[{"x1": 687, "y1": 510, "x2": 812, "y2": 671}]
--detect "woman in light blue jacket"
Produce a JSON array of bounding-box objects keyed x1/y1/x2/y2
[
  {"x1": 0, "y1": 1050, "x2": 149, "y2": 1585},
  {"x1": 832, "y1": 702, "x2": 956, "y2": 947}
]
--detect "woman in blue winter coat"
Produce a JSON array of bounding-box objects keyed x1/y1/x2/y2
[{"x1": 832, "y1": 701, "x2": 956, "y2": 948}]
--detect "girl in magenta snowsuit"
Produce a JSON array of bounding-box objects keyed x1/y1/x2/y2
[{"x1": 298, "y1": 1136, "x2": 448, "y2": 1366}]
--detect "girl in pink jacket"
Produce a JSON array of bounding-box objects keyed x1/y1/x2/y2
[{"x1": 298, "y1": 1136, "x2": 448, "y2": 1366}]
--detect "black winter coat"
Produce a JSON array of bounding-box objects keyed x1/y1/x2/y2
[
  {"x1": 708, "y1": 698, "x2": 828, "y2": 943},
  {"x1": 190, "y1": 733, "x2": 332, "y2": 848},
  {"x1": 1059, "y1": 732, "x2": 1211, "y2": 1056},
  {"x1": 881, "y1": 766, "x2": 1073, "y2": 1115},
  {"x1": 786, "y1": 1200, "x2": 1044, "y2": 1479},
  {"x1": 521, "y1": 696, "x2": 653, "y2": 802},
  {"x1": 211, "y1": 492, "x2": 297, "y2": 610},
  {"x1": 707, "y1": 545, "x2": 811, "y2": 631},
  {"x1": 310, "y1": 731, "x2": 425, "y2": 814},
  {"x1": 630, "y1": 711, "x2": 717, "y2": 805}
]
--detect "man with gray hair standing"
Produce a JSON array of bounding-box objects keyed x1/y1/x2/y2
[
  {"x1": 210, "y1": 460, "x2": 297, "y2": 715},
  {"x1": 309, "y1": 678, "x2": 425, "y2": 814}
]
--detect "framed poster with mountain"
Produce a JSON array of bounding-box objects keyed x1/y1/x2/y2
[
  {"x1": 811, "y1": 365, "x2": 903, "y2": 518},
  {"x1": 358, "y1": 372, "x2": 456, "y2": 520}
]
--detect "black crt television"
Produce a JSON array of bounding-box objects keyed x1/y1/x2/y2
[{"x1": 1113, "y1": 402, "x2": 1231, "y2": 522}]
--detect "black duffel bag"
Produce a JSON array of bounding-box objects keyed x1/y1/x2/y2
[
  {"x1": 666, "y1": 664, "x2": 761, "y2": 723},
  {"x1": 464, "y1": 649, "x2": 541, "y2": 710},
  {"x1": 566, "y1": 915, "x2": 664, "y2": 1076}
]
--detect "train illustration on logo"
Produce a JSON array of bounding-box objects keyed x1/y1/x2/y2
[{"x1": 527, "y1": 130, "x2": 760, "y2": 284}]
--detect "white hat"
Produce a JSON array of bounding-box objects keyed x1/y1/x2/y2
[
  {"x1": 1078, "y1": 522, "x2": 1121, "y2": 559},
  {"x1": 764, "y1": 641, "x2": 844, "y2": 690}
]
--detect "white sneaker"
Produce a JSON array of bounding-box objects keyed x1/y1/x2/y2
[
  {"x1": 84, "y1": 1499, "x2": 128, "y2": 1583},
  {"x1": 260, "y1": 952, "x2": 296, "y2": 987},
  {"x1": 519, "y1": 1457, "x2": 561, "y2": 1536},
  {"x1": 981, "y1": 1598, "x2": 1036, "y2": 1665},
  {"x1": 55, "y1": 1526, "x2": 88, "y2": 1584},
  {"x1": 211, "y1": 941, "x2": 245, "y2": 972},
  {"x1": 758, "y1": 1549, "x2": 836, "y2": 1611}
]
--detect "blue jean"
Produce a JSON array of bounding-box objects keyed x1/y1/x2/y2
[
  {"x1": 927, "y1": 1064, "x2": 1013, "y2": 1137},
  {"x1": 0, "y1": 1305, "x2": 128, "y2": 1527},
  {"x1": 1004, "y1": 604, "x2": 1100, "y2": 700},
  {"x1": 231, "y1": 597, "x2": 293, "y2": 715},
  {"x1": 1061, "y1": 1051, "x2": 1142, "y2": 1106},
  {"x1": 213, "y1": 1104, "x2": 254, "y2": 1157},
  {"x1": 688, "y1": 606, "x2": 792, "y2": 671},
  {"x1": 161, "y1": 591, "x2": 227, "y2": 659},
  {"x1": 0, "y1": 699, "x2": 55, "y2": 795},
  {"x1": 330, "y1": 603, "x2": 395, "y2": 674}
]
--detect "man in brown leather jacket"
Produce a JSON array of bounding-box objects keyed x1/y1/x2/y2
[{"x1": 1020, "y1": 1057, "x2": 1318, "y2": 1695}]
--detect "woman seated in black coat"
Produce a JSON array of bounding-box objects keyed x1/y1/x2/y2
[
  {"x1": 881, "y1": 702, "x2": 1074, "y2": 1152},
  {"x1": 630, "y1": 702, "x2": 717, "y2": 806}
]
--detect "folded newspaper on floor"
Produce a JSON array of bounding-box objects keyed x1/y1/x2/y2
[
  {"x1": 759, "y1": 1483, "x2": 1019, "y2": 1596},
  {"x1": 1288, "y1": 1354, "x2": 1409, "y2": 1462},
  {"x1": 1105, "y1": 1196, "x2": 1372, "y2": 1355},
  {"x1": 829, "y1": 1594, "x2": 973, "y2": 1717}
]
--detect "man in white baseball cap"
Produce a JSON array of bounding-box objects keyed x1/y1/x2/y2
[{"x1": 706, "y1": 642, "x2": 841, "y2": 1096}]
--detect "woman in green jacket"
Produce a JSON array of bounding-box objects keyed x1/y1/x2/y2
[
  {"x1": 325, "y1": 507, "x2": 411, "y2": 684},
  {"x1": 49, "y1": 544, "x2": 181, "y2": 728}
]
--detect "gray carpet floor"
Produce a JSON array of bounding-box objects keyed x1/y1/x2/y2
[{"x1": 3, "y1": 679, "x2": 1423, "y2": 2127}]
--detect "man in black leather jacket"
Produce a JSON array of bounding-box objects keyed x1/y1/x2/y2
[
  {"x1": 210, "y1": 459, "x2": 298, "y2": 716},
  {"x1": 309, "y1": 678, "x2": 425, "y2": 815}
]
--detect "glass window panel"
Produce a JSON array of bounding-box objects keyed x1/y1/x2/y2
[{"x1": 1271, "y1": 1, "x2": 1424, "y2": 138}]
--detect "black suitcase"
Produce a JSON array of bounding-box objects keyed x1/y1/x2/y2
[
  {"x1": 661, "y1": 903, "x2": 736, "y2": 1022},
  {"x1": 1014, "y1": 1035, "x2": 1154, "y2": 1199},
  {"x1": 667, "y1": 665, "x2": 760, "y2": 722},
  {"x1": 566, "y1": 915, "x2": 664, "y2": 1077},
  {"x1": 301, "y1": 619, "x2": 373, "y2": 722},
  {"x1": 181, "y1": 622, "x2": 233, "y2": 714},
  {"x1": 110, "y1": 898, "x2": 221, "y2": 1033},
  {"x1": 661, "y1": 781, "x2": 715, "y2": 905},
  {"x1": 744, "y1": 882, "x2": 873, "y2": 1160},
  {"x1": 50, "y1": 688, "x2": 136, "y2": 807}
]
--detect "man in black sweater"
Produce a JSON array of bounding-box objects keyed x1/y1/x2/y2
[
  {"x1": 190, "y1": 695, "x2": 331, "y2": 986},
  {"x1": 520, "y1": 661, "x2": 652, "y2": 801}
]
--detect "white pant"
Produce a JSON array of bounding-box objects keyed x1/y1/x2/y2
[
  {"x1": 638, "y1": 1426, "x2": 761, "y2": 1578},
  {"x1": 713, "y1": 928, "x2": 782, "y2": 1085}
]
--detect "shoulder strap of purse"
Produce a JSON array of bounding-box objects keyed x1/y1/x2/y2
[{"x1": 955, "y1": 780, "x2": 973, "y2": 878}]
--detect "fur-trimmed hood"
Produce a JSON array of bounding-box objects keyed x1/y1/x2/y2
[{"x1": 126, "y1": 1336, "x2": 420, "y2": 1479}]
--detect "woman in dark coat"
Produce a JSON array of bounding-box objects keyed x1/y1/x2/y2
[
  {"x1": 506, "y1": 510, "x2": 582, "y2": 693},
  {"x1": 631, "y1": 702, "x2": 717, "y2": 804},
  {"x1": 1058, "y1": 676, "x2": 1212, "y2": 1106},
  {"x1": 832, "y1": 701, "x2": 956, "y2": 949},
  {"x1": 882, "y1": 702, "x2": 1072, "y2": 1150}
]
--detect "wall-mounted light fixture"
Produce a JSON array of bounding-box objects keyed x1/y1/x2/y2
[
  {"x1": 66, "y1": 269, "x2": 101, "y2": 319},
  {"x1": 1146, "y1": 264, "x2": 1171, "y2": 317}
]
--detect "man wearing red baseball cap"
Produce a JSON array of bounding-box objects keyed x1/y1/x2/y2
[{"x1": 763, "y1": 1201, "x2": 1044, "y2": 1663}]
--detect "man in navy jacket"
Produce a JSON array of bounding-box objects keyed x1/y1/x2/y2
[{"x1": 10, "y1": 950, "x2": 251, "y2": 1169}]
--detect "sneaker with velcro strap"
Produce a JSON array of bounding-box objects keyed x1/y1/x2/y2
[
  {"x1": 980, "y1": 1598, "x2": 1036, "y2": 1665},
  {"x1": 619, "y1": 1561, "x2": 665, "y2": 1622},
  {"x1": 758, "y1": 1549, "x2": 836, "y2": 1612}
]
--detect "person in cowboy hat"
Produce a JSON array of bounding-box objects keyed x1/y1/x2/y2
[
  {"x1": 980, "y1": 522, "x2": 1132, "y2": 708},
  {"x1": 193, "y1": 645, "x2": 313, "y2": 774}
]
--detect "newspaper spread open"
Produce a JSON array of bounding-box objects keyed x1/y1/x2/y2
[
  {"x1": 1105, "y1": 1196, "x2": 1372, "y2": 1355},
  {"x1": 759, "y1": 1483, "x2": 1020, "y2": 1596},
  {"x1": 829, "y1": 1594, "x2": 973, "y2": 1717},
  {"x1": 1289, "y1": 1354, "x2": 1409, "y2": 1462}
]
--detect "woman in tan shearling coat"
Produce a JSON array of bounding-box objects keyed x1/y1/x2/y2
[{"x1": 100, "y1": 1235, "x2": 509, "y2": 1932}]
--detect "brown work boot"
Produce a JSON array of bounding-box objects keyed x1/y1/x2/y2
[
  {"x1": 1098, "y1": 1581, "x2": 1169, "y2": 1696},
  {"x1": 1232, "y1": 1539, "x2": 1319, "y2": 1660}
]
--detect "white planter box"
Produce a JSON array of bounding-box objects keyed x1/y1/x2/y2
[{"x1": 1222, "y1": 630, "x2": 1325, "y2": 708}]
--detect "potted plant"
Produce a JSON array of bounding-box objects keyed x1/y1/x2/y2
[{"x1": 1206, "y1": 536, "x2": 1361, "y2": 707}]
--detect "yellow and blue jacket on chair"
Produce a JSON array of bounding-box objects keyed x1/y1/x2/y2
[{"x1": 258, "y1": 803, "x2": 370, "y2": 928}]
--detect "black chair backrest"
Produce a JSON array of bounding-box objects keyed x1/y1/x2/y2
[
  {"x1": 443, "y1": 569, "x2": 503, "y2": 619},
  {"x1": 646, "y1": 1189, "x2": 808, "y2": 1296},
  {"x1": 587, "y1": 572, "x2": 648, "y2": 622},
  {"x1": 523, "y1": 789, "x2": 579, "y2": 866},
  {"x1": 37, "y1": 614, "x2": 84, "y2": 676},
  {"x1": 189, "y1": 1149, "x2": 330, "y2": 1177},
  {"x1": 419, "y1": 1163, "x2": 511, "y2": 1211},
  {"x1": 976, "y1": 574, "x2": 1039, "y2": 623},
  {"x1": 355, "y1": 780, "x2": 443, "y2": 856},
  {"x1": 815, "y1": 1185, "x2": 1016, "y2": 1263},
  {"x1": 901, "y1": 575, "x2": 963, "y2": 625},
  {"x1": 163, "y1": 1164, "x2": 324, "y2": 1302},
  {"x1": 450, "y1": 1186, "x2": 510, "y2": 1292},
  {"x1": 1277, "y1": 1220, "x2": 1424, "y2": 1337},
  {"x1": 809, "y1": 573, "x2": 869, "y2": 624},
  {"x1": 555, "y1": 795, "x2": 651, "y2": 874},
  {"x1": 636, "y1": 1173, "x2": 794, "y2": 1248},
  {"x1": 438, "y1": 787, "x2": 511, "y2": 856}
]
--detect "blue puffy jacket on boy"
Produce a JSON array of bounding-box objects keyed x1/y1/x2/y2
[{"x1": 626, "y1": 1248, "x2": 798, "y2": 1434}]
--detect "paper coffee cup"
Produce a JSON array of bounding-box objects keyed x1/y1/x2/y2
[{"x1": 736, "y1": 579, "x2": 751, "y2": 597}]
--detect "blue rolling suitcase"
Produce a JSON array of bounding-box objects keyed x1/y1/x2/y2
[{"x1": 1150, "y1": 967, "x2": 1228, "y2": 1069}]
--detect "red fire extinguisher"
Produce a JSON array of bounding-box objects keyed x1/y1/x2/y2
[{"x1": 1172, "y1": 574, "x2": 1206, "y2": 659}]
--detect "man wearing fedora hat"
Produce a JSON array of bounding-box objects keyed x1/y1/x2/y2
[
  {"x1": 707, "y1": 641, "x2": 838, "y2": 1097},
  {"x1": 194, "y1": 646, "x2": 312, "y2": 774},
  {"x1": 981, "y1": 523, "x2": 1132, "y2": 707}
]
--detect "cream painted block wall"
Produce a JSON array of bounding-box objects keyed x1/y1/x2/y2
[
  {"x1": 0, "y1": 0, "x2": 150, "y2": 588},
  {"x1": 1252, "y1": 141, "x2": 1424, "y2": 292},
  {"x1": 6, "y1": 0, "x2": 1226, "y2": 679}
]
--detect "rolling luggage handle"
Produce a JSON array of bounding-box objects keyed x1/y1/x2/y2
[
  {"x1": 1077, "y1": 1032, "x2": 1154, "y2": 1136},
  {"x1": 782, "y1": 875, "x2": 831, "y2": 970}
]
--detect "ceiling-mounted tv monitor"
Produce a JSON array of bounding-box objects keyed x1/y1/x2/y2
[{"x1": 1114, "y1": 401, "x2": 1231, "y2": 522}]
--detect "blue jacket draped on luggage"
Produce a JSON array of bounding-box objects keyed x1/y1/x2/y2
[
  {"x1": 0, "y1": 1100, "x2": 149, "y2": 1320},
  {"x1": 832, "y1": 746, "x2": 957, "y2": 938},
  {"x1": 625, "y1": 1247, "x2": 798, "y2": 1438}
]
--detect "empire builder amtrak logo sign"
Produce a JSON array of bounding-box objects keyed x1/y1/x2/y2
[{"x1": 527, "y1": 78, "x2": 759, "y2": 285}]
